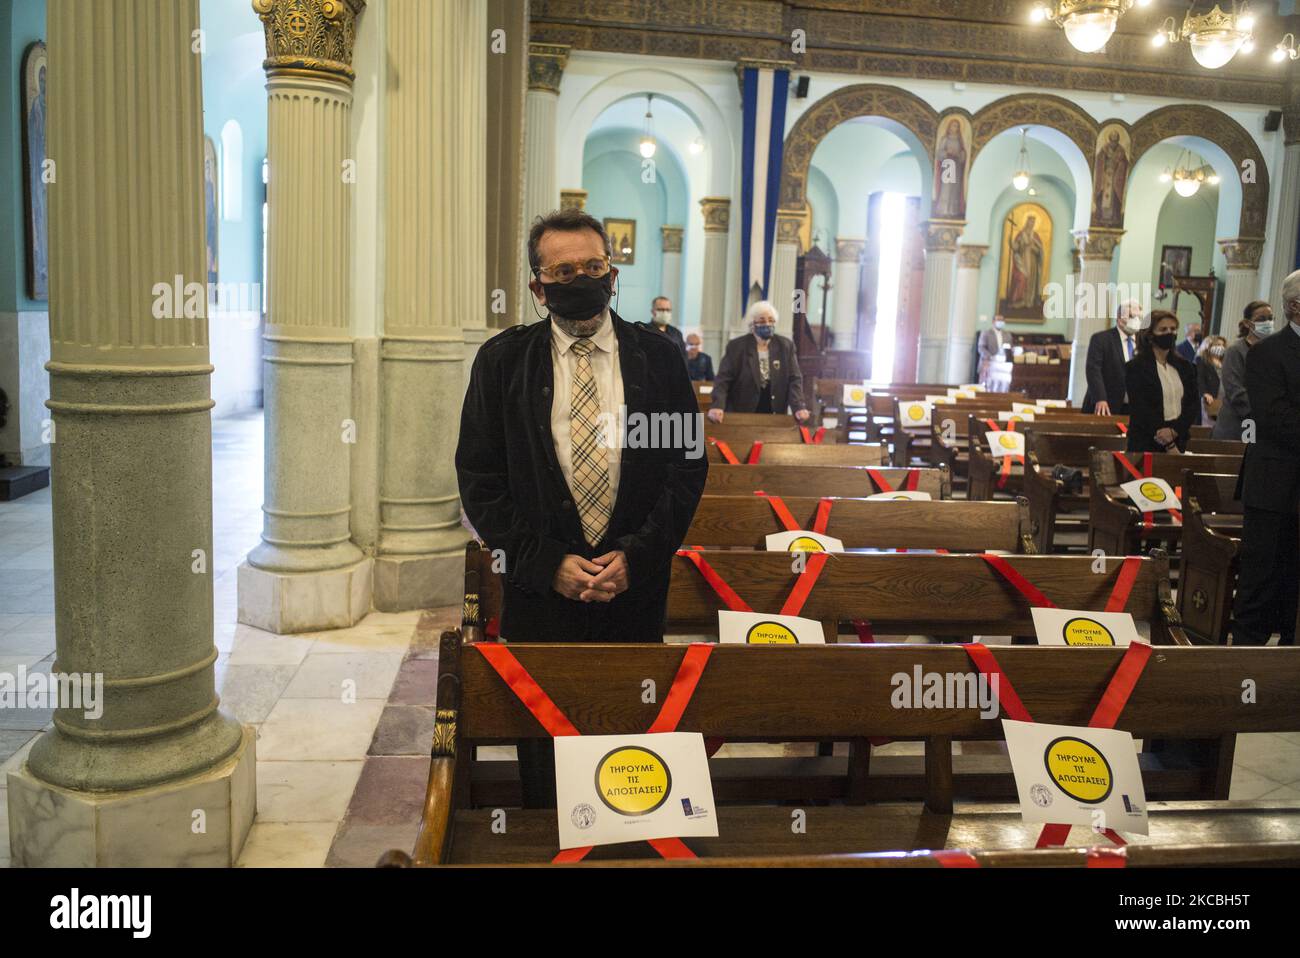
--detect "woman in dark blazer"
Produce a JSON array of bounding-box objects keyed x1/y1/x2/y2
[
  {"x1": 1124, "y1": 309, "x2": 1199, "y2": 453},
  {"x1": 706, "y1": 300, "x2": 809, "y2": 422}
]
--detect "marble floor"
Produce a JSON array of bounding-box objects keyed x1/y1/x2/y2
[{"x1": 2, "y1": 412, "x2": 1299, "y2": 868}]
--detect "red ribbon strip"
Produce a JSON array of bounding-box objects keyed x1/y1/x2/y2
[
  {"x1": 866, "y1": 468, "x2": 920, "y2": 494},
  {"x1": 933, "y1": 850, "x2": 981, "y2": 868},
  {"x1": 755, "y1": 491, "x2": 799, "y2": 532},
  {"x1": 1113, "y1": 453, "x2": 1182, "y2": 527},
  {"x1": 1086, "y1": 846, "x2": 1129, "y2": 868},
  {"x1": 1115, "y1": 422, "x2": 1128, "y2": 436},
  {"x1": 711, "y1": 438, "x2": 739, "y2": 465},
  {"x1": 675, "y1": 548, "x2": 830, "y2": 619},
  {"x1": 997, "y1": 454, "x2": 1024, "y2": 490},
  {"x1": 476, "y1": 642, "x2": 713, "y2": 863},
  {"x1": 746, "y1": 441, "x2": 763, "y2": 464},
  {"x1": 676, "y1": 549, "x2": 752, "y2": 612},
  {"x1": 800, "y1": 426, "x2": 826, "y2": 444},
  {"x1": 980, "y1": 554, "x2": 1140, "y2": 614}
]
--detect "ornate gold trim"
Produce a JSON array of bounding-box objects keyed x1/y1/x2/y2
[
  {"x1": 528, "y1": 42, "x2": 570, "y2": 93},
  {"x1": 700, "y1": 196, "x2": 731, "y2": 233},
  {"x1": 1218, "y1": 237, "x2": 1266, "y2": 270},
  {"x1": 957, "y1": 244, "x2": 989, "y2": 269},
  {"x1": 431, "y1": 708, "x2": 457, "y2": 757},
  {"x1": 661, "y1": 225, "x2": 685, "y2": 253},
  {"x1": 922, "y1": 219, "x2": 965, "y2": 252},
  {"x1": 559, "y1": 188, "x2": 587, "y2": 211},
  {"x1": 252, "y1": 0, "x2": 365, "y2": 84}
]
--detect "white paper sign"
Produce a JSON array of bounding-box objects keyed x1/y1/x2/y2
[
  {"x1": 842, "y1": 383, "x2": 870, "y2": 406},
  {"x1": 822, "y1": 416, "x2": 839, "y2": 430},
  {"x1": 947, "y1": 388, "x2": 977, "y2": 399},
  {"x1": 1040, "y1": 399, "x2": 1068, "y2": 408},
  {"x1": 898, "y1": 400, "x2": 932, "y2": 427},
  {"x1": 1012, "y1": 402, "x2": 1046, "y2": 414},
  {"x1": 698, "y1": 385, "x2": 713, "y2": 395},
  {"x1": 960, "y1": 383, "x2": 983, "y2": 392},
  {"x1": 1031, "y1": 608, "x2": 1145, "y2": 647},
  {"x1": 867, "y1": 490, "x2": 933, "y2": 501},
  {"x1": 1003, "y1": 720, "x2": 1148, "y2": 835},
  {"x1": 1121, "y1": 477, "x2": 1181, "y2": 512},
  {"x1": 984, "y1": 430, "x2": 1025, "y2": 457},
  {"x1": 925, "y1": 394, "x2": 951, "y2": 405},
  {"x1": 998, "y1": 410, "x2": 1034, "y2": 423},
  {"x1": 765, "y1": 529, "x2": 845, "y2": 553},
  {"x1": 555, "y1": 732, "x2": 718, "y2": 849},
  {"x1": 718, "y1": 609, "x2": 826, "y2": 645}
]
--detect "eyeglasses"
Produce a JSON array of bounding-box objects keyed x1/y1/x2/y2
[{"x1": 533, "y1": 256, "x2": 611, "y2": 284}]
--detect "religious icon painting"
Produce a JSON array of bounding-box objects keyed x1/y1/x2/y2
[
  {"x1": 1091, "y1": 123, "x2": 1131, "y2": 230},
  {"x1": 604, "y1": 217, "x2": 636, "y2": 265},
  {"x1": 21, "y1": 41, "x2": 48, "y2": 301},
  {"x1": 204, "y1": 136, "x2": 220, "y2": 288},
  {"x1": 931, "y1": 113, "x2": 971, "y2": 221},
  {"x1": 997, "y1": 202, "x2": 1052, "y2": 322}
]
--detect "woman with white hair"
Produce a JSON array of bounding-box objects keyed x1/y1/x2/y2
[{"x1": 705, "y1": 301, "x2": 810, "y2": 423}]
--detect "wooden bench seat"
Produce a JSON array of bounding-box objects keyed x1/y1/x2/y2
[
  {"x1": 389, "y1": 638, "x2": 1300, "y2": 866},
  {"x1": 703, "y1": 464, "x2": 951, "y2": 499},
  {"x1": 1088, "y1": 450, "x2": 1243, "y2": 557},
  {"x1": 746, "y1": 443, "x2": 888, "y2": 466},
  {"x1": 686, "y1": 496, "x2": 1034, "y2": 552}
]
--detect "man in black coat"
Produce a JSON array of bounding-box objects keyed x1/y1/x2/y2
[
  {"x1": 457, "y1": 210, "x2": 707, "y2": 646},
  {"x1": 1083, "y1": 300, "x2": 1143, "y2": 414},
  {"x1": 1233, "y1": 270, "x2": 1300, "y2": 645}
]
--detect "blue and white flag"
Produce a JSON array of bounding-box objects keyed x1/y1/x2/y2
[{"x1": 740, "y1": 65, "x2": 789, "y2": 306}]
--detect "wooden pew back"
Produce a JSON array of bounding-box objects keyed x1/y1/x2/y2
[
  {"x1": 1090, "y1": 450, "x2": 1243, "y2": 489},
  {"x1": 750, "y1": 444, "x2": 888, "y2": 467},
  {"x1": 686, "y1": 496, "x2": 1032, "y2": 552},
  {"x1": 703, "y1": 464, "x2": 950, "y2": 499}
]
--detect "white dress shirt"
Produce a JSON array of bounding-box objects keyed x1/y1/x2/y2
[
  {"x1": 550, "y1": 311, "x2": 623, "y2": 509},
  {"x1": 1155, "y1": 357, "x2": 1183, "y2": 422}
]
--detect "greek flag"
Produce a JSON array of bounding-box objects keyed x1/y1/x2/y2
[{"x1": 740, "y1": 65, "x2": 790, "y2": 306}]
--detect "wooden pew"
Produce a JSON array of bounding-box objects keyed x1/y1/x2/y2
[
  {"x1": 927, "y1": 407, "x2": 1092, "y2": 480},
  {"x1": 703, "y1": 464, "x2": 951, "y2": 499},
  {"x1": 392, "y1": 636, "x2": 1300, "y2": 865},
  {"x1": 706, "y1": 424, "x2": 840, "y2": 463},
  {"x1": 686, "y1": 496, "x2": 1034, "y2": 552},
  {"x1": 1088, "y1": 450, "x2": 1244, "y2": 557},
  {"x1": 1178, "y1": 471, "x2": 1244, "y2": 645},
  {"x1": 1022, "y1": 431, "x2": 1130, "y2": 553},
  {"x1": 747, "y1": 443, "x2": 888, "y2": 467}
]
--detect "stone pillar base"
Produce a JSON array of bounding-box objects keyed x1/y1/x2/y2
[
  {"x1": 237, "y1": 557, "x2": 373, "y2": 634},
  {"x1": 373, "y1": 550, "x2": 465, "y2": 612},
  {"x1": 7, "y1": 725, "x2": 256, "y2": 867}
]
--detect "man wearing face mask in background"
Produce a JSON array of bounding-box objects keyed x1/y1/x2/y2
[
  {"x1": 685, "y1": 332, "x2": 714, "y2": 381},
  {"x1": 642, "y1": 295, "x2": 687, "y2": 360},
  {"x1": 1232, "y1": 271, "x2": 1300, "y2": 646},
  {"x1": 1083, "y1": 300, "x2": 1143, "y2": 415},
  {"x1": 1176, "y1": 322, "x2": 1202, "y2": 365},
  {"x1": 456, "y1": 209, "x2": 708, "y2": 806}
]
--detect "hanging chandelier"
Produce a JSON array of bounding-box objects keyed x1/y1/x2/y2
[
  {"x1": 1152, "y1": 3, "x2": 1255, "y2": 69},
  {"x1": 638, "y1": 94, "x2": 657, "y2": 159},
  {"x1": 1012, "y1": 128, "x2": 1032, "y2": 191},
  {"x1": 1158, "y1": 149, "x2": 1221, "y2": 197},
  {"x1": 1030, "y1": 0, "x2": 1151, "y2": 54}
]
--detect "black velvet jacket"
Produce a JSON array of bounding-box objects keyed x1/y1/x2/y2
[
  {"x1": 455, "y1": 312, "x2": 708, "y2": 642},
  {"x1": 1123, "y1": 350, "x2": 1199, "y2": 453}
]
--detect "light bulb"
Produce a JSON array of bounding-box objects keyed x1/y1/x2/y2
[
  {"x1": 1013, "y1": 171, "x2": 1030, "y2": 191},
  {"x1": 1137, "y1": 0, "x2": 1152, "y2": 6},
  {"x1": 1174, "y1": 177, "x2": 1200, "y2": 197},
  {"x1": 1239, "y1": 15, "x2": 1255, "y2": 33},
  {"x1": 1158, "y1": 170, "x2": 1172, "y2": 183},
  {"x1": 1207, "y1": 172, "x2": 1221, "y2": 185},
  {"x1": 1029, "y1": 4, "x2": 1047, "y2": 24},
  {"x1": 1152, "y1": 32, "x2": 1167, "y2": 47},
  {"x1": 638, "y1": 137, "x2": 656, "y2": 159},
  {"x1": 1189, "y1": 33, "x2": 1245, "y2": 69},
  {"x1": 1062, "y1": 10, "x2": 1118, "y2": 52},
  {"x1": 688, "y1": 137, "x2": 704, "y2": 155}
]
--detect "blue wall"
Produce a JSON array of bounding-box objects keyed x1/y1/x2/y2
[{"x1": 0, "y1": 0, "x2": 46, "y2": 313}]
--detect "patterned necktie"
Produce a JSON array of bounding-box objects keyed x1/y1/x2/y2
[{"x1": 568, "y1": 338, "x2": 611, "y2": 547}]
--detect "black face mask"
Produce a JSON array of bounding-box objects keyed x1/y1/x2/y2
[
  {"x1": 538, "y1": 273, "x2": 613, "y2": 322},
  {"x1": 1152, "y1": 332, "x2": 1177, "y2": 351}
]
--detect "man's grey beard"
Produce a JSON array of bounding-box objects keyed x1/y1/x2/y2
[{"x1": 552, "y1": 310, "x2": 607, "y2": 339}]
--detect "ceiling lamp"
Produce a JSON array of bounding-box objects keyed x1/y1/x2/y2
[
  {"x1": 1012, "y1": 128, "x2": 1032, "y2": 191},
  {"x1": 638, "y1": 94, "x2": 657, "y2": 159},
  {"x1": 688, "y1": 136, "x2": 705, "y2": 155},
  {"x1": 1030, "y1": 0, "x2": 1148, "y2": 54},
  {"x1": 1153, "y1": 3, "x2": 1255, "y2": 69},
  {"x1": 1274, "y1": 33, "x2": 1299, "y2": 62},
  {"x1": 1166, "y1": 149, "x2": 1220, "y2": 197}
]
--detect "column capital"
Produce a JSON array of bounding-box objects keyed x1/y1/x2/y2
[
  {"x1": 1074, "y1": 227, "x2": 1124, "y2": 261},
  {"x1": 735, "y1": 56, "x2": 796, "y2": 94},
  {"x1": 834, "y1": 237, "x2": 865, "y2": 262},
  {"x1": 922, "y1": 219, "x2": 964, "y2": 252},
  {"x1": 528, "y1": 42, "x2": 570, "y2": 94},
  {"x1": 252, "y1": 0, "x2": 365, "y2": 84},
  {"x1": 957, "y1": 243, "x2": 989, "y2": 269},
  {"x1": 700, "y1": 196, "x2": 731, "y2": 232},
  {"x1": 559, "y1": 188, "x2": 587, "y2": 211},
  {"x1": 1218, "y1": 236, "x2": 1265, "y2": 270},
  {"x1": 661, "y1": 225, "x2": 684, "y2": 253},
  {"x1": 776, "y1": 207, "x2": 805, "y2": 247}
]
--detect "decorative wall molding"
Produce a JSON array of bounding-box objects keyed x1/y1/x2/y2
[
  {"x1": 700, "y1": 196, "x2": 732, "y2": 232},
  {"x1": 834, "y1": 237, "x2": 865, "y2": 262},
  {"x1": 661, "y1": 225, "x2": 684, "y2": 253},
  {"x1": 559, "y1": 188, "x2": 587, "y2": 210},
  {"x1": 528, "y1": 42, "x2": 570, "y2": 93},
  {"x1": 923, "y1": 219, "x2": 965, "y2": 252},
  {"x1": 530, "y1": 0, "x2": 1293, "y2": 106},
  {"x1": 1218, "y1": 237, "x2": 1265, "y2": 271},
  {"x1": 1075, "y1": 227, "x2": 1125, "y2": 261},
  {"x1": 957, "y1": 243, "x2": 989, "y2": 269}
]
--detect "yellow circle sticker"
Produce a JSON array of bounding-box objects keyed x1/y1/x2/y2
[
  {"x1": 891, "y1": 494, "x2": 912, "y2": 500},
  {"x1": 1043, "y1": 736, "x2": 1113, "y2": 804},
  {"x1": 850, "y1": 388, "x2": 866, "y2": 403},
  {"x1": 998, "y1": 433, "x2": 1020, "y2": 450},
  {"x1": 746, "y1": 621, "x2": 799, "y2": 644},
  {"x1": 596, "y1": 746, "x2": 672, "y2": 816},
  {"x1": 1138, "y1": 480, "x2": 1166, "y2": 503},
  {"x1": 789, "y1": 536, "x2": 825, "y2": 553},
  {"x1": 1007, "y1": 415, "x2": 1023, "y2": 423},
  {"x1": 907, "y1": 404, "x2": 925, "y2": 421},
  {"x1": 1062, "y1": 616, "x2": 1115, "y2": 646}
]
